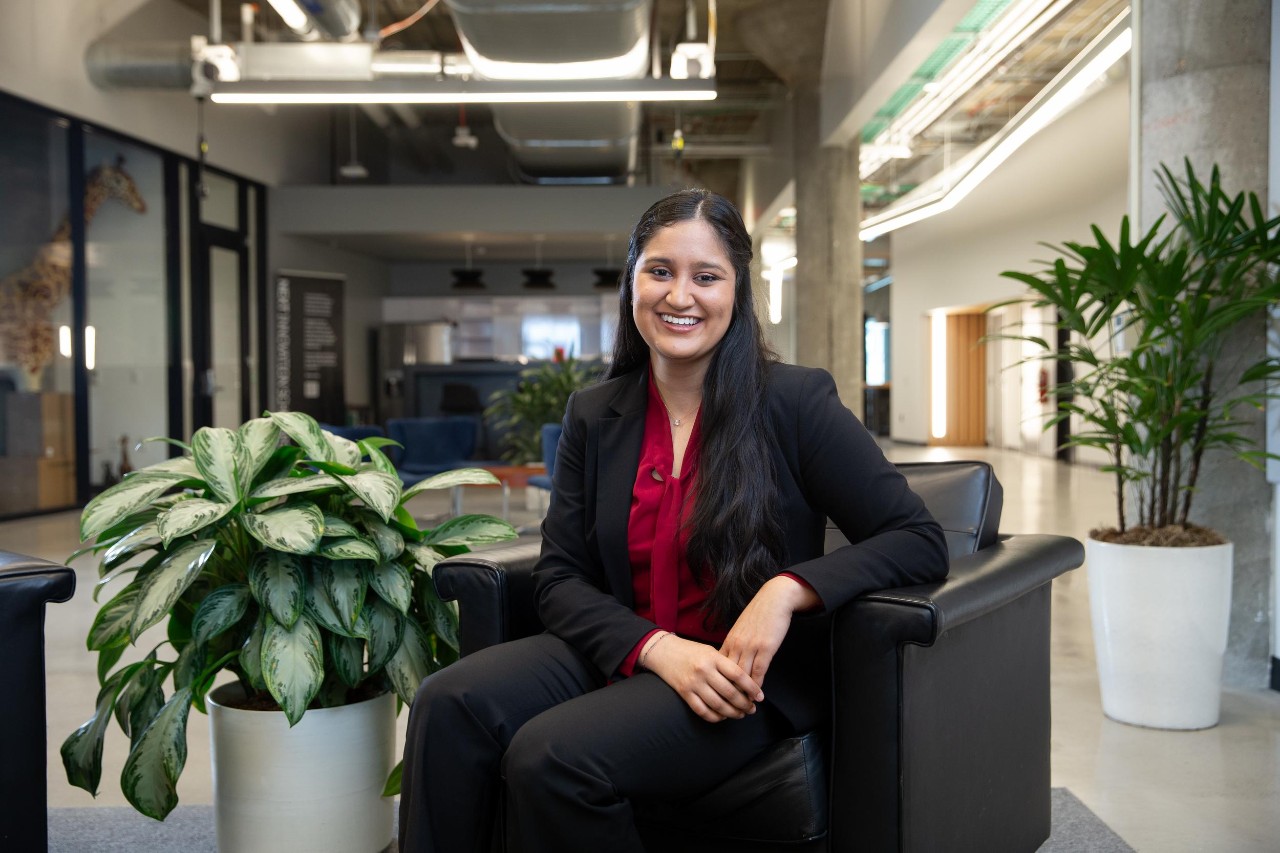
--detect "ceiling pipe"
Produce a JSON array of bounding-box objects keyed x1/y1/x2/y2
[{"x1": 85, "y1": 41, "x2": 194, "y2": 89}]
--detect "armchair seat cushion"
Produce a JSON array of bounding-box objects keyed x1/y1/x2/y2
[{"x1": 636, "y1": 730, "x2": 828, "y2": 844}]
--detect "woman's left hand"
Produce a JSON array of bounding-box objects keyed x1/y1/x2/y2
[{"x1": 719, "y1": 575, "x2": 821, "y2": 689}]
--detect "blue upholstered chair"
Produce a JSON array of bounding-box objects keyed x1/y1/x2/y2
[
  {"x1": 526, "y1": 423, "x2": 562, "y2": 494},
  {"x1": 387, "y1": 416, "x2": 481, "y2": 485},
  {"x1": 320, "y1": 423, "x2": 387, "y2": 444}
]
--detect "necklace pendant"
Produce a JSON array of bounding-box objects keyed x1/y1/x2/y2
[{"x1": 672, "y1": 417, "x2": 681, "y2": 427}]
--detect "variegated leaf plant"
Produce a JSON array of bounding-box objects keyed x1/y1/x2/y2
[{"x1": 62, "y1": 411, "x2": 516, "y2": 820}]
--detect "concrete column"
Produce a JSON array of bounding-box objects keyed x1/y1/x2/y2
[
  {"x1": 1137, "y1": 0, "x2": 1272, "y2": 685},
  {"x1": 738, "y1": 0, "x2": 864, "y2": 410},
  {"x1": 792, "y1": 84, "x2": 864, "y2": 407}
]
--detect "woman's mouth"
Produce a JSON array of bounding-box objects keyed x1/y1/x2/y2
[{"x1": 660, "y1": 314, "x2": 701, "y2": 327}]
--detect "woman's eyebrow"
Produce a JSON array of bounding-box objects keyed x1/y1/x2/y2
[{"x1": 642, "y1": 255, "x2": 729, "y2": 273}]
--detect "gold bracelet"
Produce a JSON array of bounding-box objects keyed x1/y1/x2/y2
[{"x1": 639, "y1": 631, "x2": 671, "y2": 669}]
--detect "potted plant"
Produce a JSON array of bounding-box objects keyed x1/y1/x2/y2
[
  {"x1": 486, "y1": 352, "x2": 599, "y2": 464},
  {"x1": 61, "y1": 411, "x2": 516, "y2": 850},
  {"x1": 996, "y1": 159, "x2": 1280, "y2": 729}
]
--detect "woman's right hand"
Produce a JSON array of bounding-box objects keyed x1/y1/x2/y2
[{"x1": 641, "y1": 633, "x2": 764, "y2": 723}]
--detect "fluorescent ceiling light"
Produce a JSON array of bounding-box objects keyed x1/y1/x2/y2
[
  {"x1": 265, "y1": 0, "x2": 310, "y2": 32},
  {"x1": 209, "y1": 78, "x2": 716, "y2": 105},
  {"x1": 458, "y1": 32, "x2": 650, "y2": 81},
  {"x1": 861, "y1": 0, "x2": 1076, "y2": 179},
  {"x1": 859, "y1": 12, "x2": 1130, "y2": 242}
]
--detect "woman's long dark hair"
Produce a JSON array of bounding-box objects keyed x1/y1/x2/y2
[{"x1": 607, "y1": 189, "x2": 785, "y2": 624}]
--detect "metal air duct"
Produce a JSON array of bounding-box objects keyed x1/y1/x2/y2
[{"x1": 443, "y1": 0, "x2": 652, "y2": 183}]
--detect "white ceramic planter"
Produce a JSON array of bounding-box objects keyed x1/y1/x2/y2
[
  {"x1": 1087, "y1": 538, "x2": 1232, "y2": 730},
  {"x1": 208, "y1": 684, "x2": 396, "y2": 853}
]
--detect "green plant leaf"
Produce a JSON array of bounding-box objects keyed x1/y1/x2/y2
[
  {"x1": 305, "y1": 577, "x2": 361, "y2": 638},
  {"x1": 137, "y1": 456, "x2": 199, "y2": 478},
  {"x1": 88, "y1": 584, "x2": 141, "y2": 651},
  {"x1": 382, "y1": 761, "x2": 403, "y2": 797},
  {"x1": 268, "y1": 411, "x2": 333, "y2": 463},
  {"x1": 367, "y1": 560, "x2": 413, "y2": 614},
  {"x1": 239, "y1": 617, "x2": 267, "y2": 692},
  {"x1": 157, "y1": 498, "x2": 232, "y2": 547},
  {"x1": 363, "y1": 443, "x2": 398, "y2": 476},
  {"x1": 326, "y1": 632, "x2": 365, "y2": 688},
  {"x1": 385, "y1": 621, "x2": 434, "y2": 706},
  {"x1": 62, "y1": 674, "x2": 129, "y2": 795},
  {"x1": 320, "y1": 537, "x2": 382, "y2": 562},
  {"x1": 81, "y1": 475, "x2": 185, "y2": 543},
  {"x1": 322, "y1": 515, "x2": 360, "y2": 538},
  {"x1": 130, "y1": 540, "x2": 218, "y2": 641},
  {"x1": 172, "y1": 639, "x2": 206, "y2": 691},
  {"x1": 323, "y1": 430, "x2": 362, "y2": 468},
  {"x1": 191, "y1": 427, "x2": 246, "y2": 505},
  {"x1": 400, "y1": 467, "x2": 501, "y2": 502},
  {"x1": 339, "y1": 470, "x2": 402, "y2": 523},
  {"x1": 250, "y1": 473, "x2": 342, "y2": 500},
  {"x1": 248, "y1": 552, "x2": 306, "y2": 629},
  {"x1": 102, "y1": 521, "x2": 161, "y2": 566},
  {"x1": 317, "y1": 559, "x2": 368, "y2": 631},
  {"x1": 191, "y1": 584, "x2": 252, "y2": 645},
  {"x1": 360, "y1": 597, "x2": 404, "y2": 672},
  {"x1": 120, "y1": 686, "x2": 192, "y2": 820},
  {"x1": 241, "y1": 503, "x2": 325, "y2": 554},
  {"x1": 238, "y1": 417, "x2": 282, "y2": 488},
  {"x1": 404, "y1": 541, "x2": 445, "y2": 572},
  {"x1": 419, "y1": 572, "x2": 459, "y2": 652},
  {"x1": 115, "y1": 663, "x2": 164, "y2": 745},
  {"x1": 424, "y1": 514, "x2": 518, "y2": 548},
  {"x1": 360, "y1": 513, "x2": 406, "y2": 562},
  {"x1": 261, "y1": 613, "x2": 324, "y2": 726},
  {"x1": 97, "y1": 644, "x2": 126, "y2": 686}
]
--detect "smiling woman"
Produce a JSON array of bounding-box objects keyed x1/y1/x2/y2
[{"x1": 397, "y1": 189, "x2": 948, "y2": 853}]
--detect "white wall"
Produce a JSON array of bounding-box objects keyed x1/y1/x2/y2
[
  {"x1": 0, "y1": 0, "x2": 329, "y2": 186},
  {"x1": 890, "y1": 76, "x2": 1130, "y2": 445}
]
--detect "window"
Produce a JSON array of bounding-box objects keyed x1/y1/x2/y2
[{"x1": 522, "y1": 315, "x2": 581, "y2": 360}]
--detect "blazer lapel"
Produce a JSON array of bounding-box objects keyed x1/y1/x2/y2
[{"x1": 595, "y1": 368, "x2": 648, "y2": 606}]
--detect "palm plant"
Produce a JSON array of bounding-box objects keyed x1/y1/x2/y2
[
  {"x1": 61, "y1": 411, "x2": 516, "y2": 819},
  {"x1": 997, "y1": 159, "x2": 1280, "y2": 539},
  {"x1": 486, "y1": 355, "x2": 600, "y2": 463}
]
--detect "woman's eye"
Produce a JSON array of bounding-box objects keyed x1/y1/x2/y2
[
  {"x1": 649, "y1": 267, "x2": 672, "y2": 278},
  {"x1": 695, "y1": 273, "x2": 720, "y2": 284}
]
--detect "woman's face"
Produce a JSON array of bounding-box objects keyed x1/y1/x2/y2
[{"x1": 631, "y1": 218, "x2": 736, "y2": 377}]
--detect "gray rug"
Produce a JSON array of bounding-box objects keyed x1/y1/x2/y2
[{"x1": 49, "y1": 788, "x2": 1132, "y2": 852}]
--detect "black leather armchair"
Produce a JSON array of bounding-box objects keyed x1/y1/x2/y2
[
  {"x1": 0, "y1": 550, "x2": 76, "y2": 852},
  {"x1": 433, "y1": 461, "x2": 1084, "y2": 852}
]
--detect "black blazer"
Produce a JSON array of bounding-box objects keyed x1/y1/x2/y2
[{"x1": 534, "y1": 362, "x2": 949, "y2": 730}]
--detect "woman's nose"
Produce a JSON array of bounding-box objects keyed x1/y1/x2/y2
[{"x1": 665, "y1": 276, "x2": 694, "y2": 308}]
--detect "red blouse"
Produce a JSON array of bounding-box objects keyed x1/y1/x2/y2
[
  {"x1": 616, "y1": 375, "x2": 818, "y2": 677},
  {"x1": 618, "y1": 377, "x2": 722, "y2": 675}
]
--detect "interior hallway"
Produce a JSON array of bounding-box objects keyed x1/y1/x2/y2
[{"x1": 5, "y1": 443, "x2": 1278, "y2": 851}]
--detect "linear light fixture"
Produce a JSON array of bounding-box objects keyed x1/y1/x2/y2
[
  {"x1": 859, "y1": 10, "x2": 1131, "y2": 242},
  {"x1": 209, "y1": 78, "x2": 716, "y2": 105},
  {"x1": 265, "y1": 0, "x2": 310, "y2": 32},
  {"x1": 861, "y1": 0, "x2": 1078, "y2": 179}
]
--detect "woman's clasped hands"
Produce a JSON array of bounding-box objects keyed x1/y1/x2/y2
[{"x1": 640, "y1": 575, "x2": 820, "y2": 723}]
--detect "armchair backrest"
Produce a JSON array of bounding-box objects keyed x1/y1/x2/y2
[
  {"x1": 387, "y1": 416, "x2": 479, "y2": 468},
  {"x1": 540, "y1": 423, "x2": 563, "y2": 477},
  {"x1": 824, "y1": 460, "x2": 1002, "y2": 559}
]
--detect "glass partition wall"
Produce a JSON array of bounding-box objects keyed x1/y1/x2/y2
[{"x1": 0, "y1": 92, "x2": 266, "y2": 518}]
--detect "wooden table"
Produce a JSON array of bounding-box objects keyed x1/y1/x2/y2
[{"x1": 451, "y1": 463, "x2": 546, "y2": 520}]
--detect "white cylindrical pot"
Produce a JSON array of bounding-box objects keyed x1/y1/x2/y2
[
  {"x1": 208, "y1": 684, "x2": 396, "y2": 853},
  {"x1": 1087, "y1": 538, "x2": 1233, "y2": 730}
]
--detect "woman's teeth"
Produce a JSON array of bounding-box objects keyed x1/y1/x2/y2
[{"x1": 661, "y1": 315, "x2": 699, "y2": 325}]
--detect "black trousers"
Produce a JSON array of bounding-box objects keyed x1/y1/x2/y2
[{"x1": 398, "y1": 633, "x2": 789, "y2": 853}]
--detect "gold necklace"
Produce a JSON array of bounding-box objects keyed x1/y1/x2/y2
[{"x1": 655, "y1": 384, "x2": 700, "y2": 429}]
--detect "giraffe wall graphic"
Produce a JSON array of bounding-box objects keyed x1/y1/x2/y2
[{"x1": 0, "y1": 156, "x2": 147, "y2": 390}]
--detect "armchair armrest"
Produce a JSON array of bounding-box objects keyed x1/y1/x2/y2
[
  {"x1": 829, "y1": 532, "x2": 1084, "y2": 853},
  {"x1": 434, "y1": 539, "x2": 542, "y2": 656},
  {"x1": 0, "y1": 550, "x2": 77, "y2": 852}
]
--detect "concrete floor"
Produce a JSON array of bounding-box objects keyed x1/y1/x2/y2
[{"x1": 7, "y1": 443, "x2": 1278, "y2": 851}]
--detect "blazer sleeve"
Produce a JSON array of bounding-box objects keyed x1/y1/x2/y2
[
  {"x1": 533, "y1": 391, "x2": 658, "y2": 678},
  {"x1": 781, "y1": 369, "x2": 949, "y2": 612}
]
